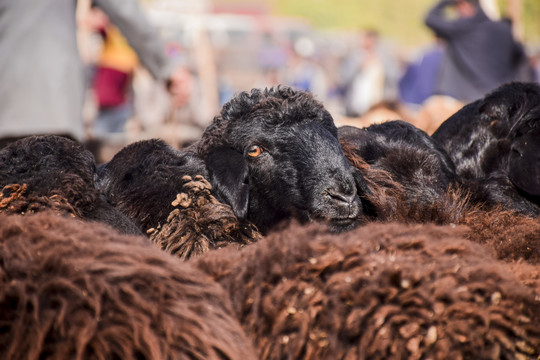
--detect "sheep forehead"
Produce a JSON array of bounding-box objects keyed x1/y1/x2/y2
[
  {"x1": 230, "y1": 105, "x2": 326, "y2": 128},
  {"x1": 227, "y1": 119, "x2": 337, "y2": 150},
  {"x1": 224, "y1": 98, "x2": 335, "y2": 129}
]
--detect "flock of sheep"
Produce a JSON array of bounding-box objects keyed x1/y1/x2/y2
[{"x1": 0, "y1": 82, "x2": 539, "y2": 359}]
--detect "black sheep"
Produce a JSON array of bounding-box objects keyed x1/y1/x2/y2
[
  {"x1": 432, "y1": 82, "x2": 540, "y2": 216},
  {"x1": 97, "y1": 139, "x2": 261, "y2": 259},
  {"x1": 196, "y1": 86, "x2": 369, "y2": 233},
  {"x1": 0, "y1": 135, "x2": 141, "y2": 235},
  {"x1": 338, "y1": 120, "x2": 460, "y2": 214},
  {"x1": 100, "y1": 87, "x2": 370, "y2": 236},
  {"x1": 97, "y1": 138, "x2": 208, "y2": 232}
]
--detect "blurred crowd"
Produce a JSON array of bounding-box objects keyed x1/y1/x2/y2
[{"x1": 1, "y1": 0, "x2": 538, "y2": 162}]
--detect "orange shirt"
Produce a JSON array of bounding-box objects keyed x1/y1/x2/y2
[{"x1": 98, "y1": 26, "x2": 138, "y2": 73}]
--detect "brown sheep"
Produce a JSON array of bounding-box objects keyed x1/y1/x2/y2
[
  {"x1": 459, "y1": 208, "x2": 540, "y2": 264},
  {"x1": 0, "y1": 212, "x2": 256, "y2": 360},
  {"x1": 195, "y1": 221, "x2": 540, "y2": 360}
]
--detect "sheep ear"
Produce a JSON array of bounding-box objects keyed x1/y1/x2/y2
[
  {"x1": 205, "y1": 146, "x2": 250, "y2": 219},
  {"x1": 350, "y1": 167, "x2": 377, "y2": 217},
  {"x1": 350, "y1": 167, "x2": 371, "y2": 196}
]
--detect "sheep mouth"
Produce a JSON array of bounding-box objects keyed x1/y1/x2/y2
[
  {"x1": 329, "y1": 216, "x2": 356, "y2": 226},
  {"x1": 327, "y1": 216, "x2": 359, "y2": 232}
]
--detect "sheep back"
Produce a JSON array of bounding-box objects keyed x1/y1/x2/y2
[
  {"x1": 0, "y1": 212, "x2": 256, "y2": 360},
  {"x1": 1, "y1": 183, "x2": 79, "y2": 217},
  {"x1": 338, "y1": 121, "x2": 459, "y2": 205},
  {"x1": 0, "y1": 135, "x2": 98, "y2": 212},
  {"x1": 340, "y1": 138, "x2": 469, "y2": 225},
  {"x1": 195, "y1": 222, "x2": 540, "y2": 360},
  {"x1": 0, "y1": 135, "x2": 141, "y2": 235},
  {"x1": 460, "y1": 208, "x2": 540, "y2": 264},
  {"x1": 97, "y1": 138, "x2": 208, "y2": 232}
]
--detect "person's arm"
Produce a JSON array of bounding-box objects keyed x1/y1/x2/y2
[
  {"x1": 424, "y1": 0, "x2": 462, "y2": 39},
  {"x1": 93, "y1": 0, "x2": 192, "y2": 106},
  {"x1": 92, "y1": 0, "x2": 173, "y2": 81}
]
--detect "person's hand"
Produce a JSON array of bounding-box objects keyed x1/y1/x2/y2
[{"x1": 167, "y1": 67, "x2": 193, "y2": 108}]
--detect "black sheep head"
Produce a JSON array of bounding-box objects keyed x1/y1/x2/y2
[
  {"x1": 0, "y1": 135, "x2": 98, "y2": 210},
  {"x1": 0, "y1": 135, "x2": 141, "y2": 235},
  {"x1": 478, "y1": 82, "x2": 540, "y2": 198},
  {"x1": 97, "y1": 139, "x2": 208, "y2": 232},
  {"x1": 339, "y1": 121, "x2": 459, "y2": 206},
  {"x1": 198, "y1": 87, "x2": 367, "y2": 233}
]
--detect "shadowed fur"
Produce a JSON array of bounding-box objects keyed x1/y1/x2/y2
[
  {"x1": 339, "y1": 120, "x2": 459, "y2": 208},
  {"x1": 432, "y1": 82, "x2": 540, "y2": 216},
  {"x1": 0, "y1": 135, "x2": 141, "y2": 235}
]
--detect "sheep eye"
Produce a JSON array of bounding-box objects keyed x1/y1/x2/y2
[{"x1": 246, "y1": 145, "x2": 263, "y2": 158}]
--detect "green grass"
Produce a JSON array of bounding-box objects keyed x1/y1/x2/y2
[{"x1": 270, "y1": 0, "x2": 540, "y2": 47}]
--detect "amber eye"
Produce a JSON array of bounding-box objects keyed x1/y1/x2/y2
[{"x1": 246, "y1": 145, "x2": 263, "y2": 158}]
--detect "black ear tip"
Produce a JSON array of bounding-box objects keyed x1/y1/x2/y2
[
  {"x1": 350, "y1": 167, "x2": 372, "y2": 195},
  {"x1": 230, "y1": 183, "x2": 250, "y2": 219},
  {"x1": 205, "y1": 146, "x2": 250, "y2": 219}
]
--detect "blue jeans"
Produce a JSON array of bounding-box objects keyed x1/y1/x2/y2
[{"x1": 93, "y1": 102, "x2": 133, "y2": 138}]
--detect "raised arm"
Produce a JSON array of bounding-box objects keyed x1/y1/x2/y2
[
  {"x1": 93, "y1": 0, "x2": 173, "y2": 81},
  {"x1": 424, "y1": 0, "x2": 463, "y2": 39}
]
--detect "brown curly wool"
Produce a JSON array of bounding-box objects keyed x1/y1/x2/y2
[
  {"x1": 0, "y1": 184, "x2": 79, "y2": 217},
  {"x1": 342, "y1": 141, "x2": 540, "y2": 266},
  {"x1": 340, "y1": 140, "x2": 403, "y2": 220},
  {"x1": 195, "y1": 222, "x2": 540, "y2": 360},
  {"x1": 459, "y1": 208, "x2": 540, "y2": 264},
  {"x1": 0, "y1": 212, "x2": 257, "y2": 360},
  {"x1": 149, "y1": 175, "x2": 261, "y2": 260}
]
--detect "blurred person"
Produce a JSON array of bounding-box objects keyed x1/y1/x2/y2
[
  {"x1": 398, "y1": 39, "x2": 444, "y2": 107},
  {"x1": 257, "y1": 33, "x2": 289, "y2": 87},
  {"x1": 342, "y1": 30, "x2": 385, "y2": 117},
  {"x1": 283, "y1": 37, "x2": 328, "y2": 102},
  {"x1": 425, "y1": 0, "x2": 532, "y2": 103},
  {"x1": 88, "y1": 5, "x2": 138, "y2": 139},
  {"x1": 0, "y1": 0, "x2": 191, "y2": 148}
]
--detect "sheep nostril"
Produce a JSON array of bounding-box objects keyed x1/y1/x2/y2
[{"x1": 327, "y1": 189, "x2": 356, "y2": 206}]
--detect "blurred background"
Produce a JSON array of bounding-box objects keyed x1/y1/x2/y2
[{"x1": 74, "y1": 0, "x2": 540, "y2": 161}]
